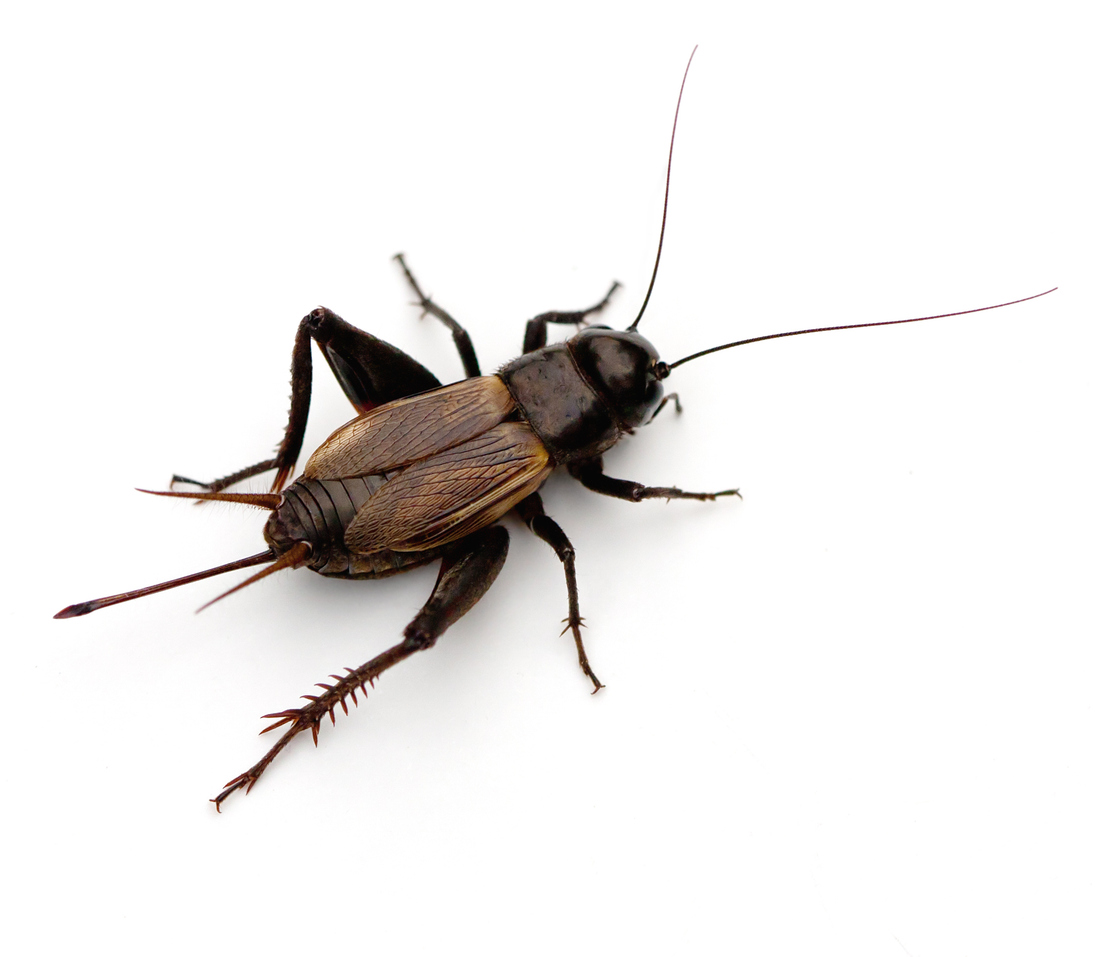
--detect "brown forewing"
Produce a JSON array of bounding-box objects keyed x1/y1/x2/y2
[
  {"x1": 343, "y1": 422, "x2": 552, "y2": 554},
  {"x1": 303, "y1": 376, "x2": 516, "y2": 480}
]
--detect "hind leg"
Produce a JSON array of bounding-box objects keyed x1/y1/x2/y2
[
  {"x1": 173, "y1": 306, "x2": 445, "y2": 494},
  {"x1": 211, "y1": 525, "x2": 510, "y2": 809}
]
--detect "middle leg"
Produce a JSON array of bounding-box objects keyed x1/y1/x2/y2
[
  {"x1": 515, "y1": 491, "x2": 602, "y2": 692},
  {"x1": 394, "y1": 253, "x2": 482, "y2": 378}
]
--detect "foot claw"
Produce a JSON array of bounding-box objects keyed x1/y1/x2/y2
[
  {"x1": 212, "y1": 651, "x2": 396, "y2": 808},
  {"x1": 210, "y1": 773, "x2": 253, "y2": 811}
]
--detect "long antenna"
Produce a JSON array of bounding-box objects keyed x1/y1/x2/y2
[
  {"x1": 664, "y1": 288, "x2": 1058, "y2": 372},
  {"x1": 628, "y1": 45, "x2": 698, "y2": 332}
]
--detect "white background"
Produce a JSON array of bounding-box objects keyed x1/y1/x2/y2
[{"x1": 3, "y1": 2, "x2": 1091, "y2": 955}]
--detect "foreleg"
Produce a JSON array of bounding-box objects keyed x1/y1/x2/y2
[
  {"x1": 569, "y1": 456, "x2": 740, "y2": 503},
  {"x1": 522, "y1": 282, "x2": 621, "y2": 353}
]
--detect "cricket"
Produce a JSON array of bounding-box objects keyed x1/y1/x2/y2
[{"x1": 55, "y1": 49, "x2": 1055, "y2": 808}]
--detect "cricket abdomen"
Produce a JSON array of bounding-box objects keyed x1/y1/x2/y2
[{"x1": 265, "y1": 476, "x2": 441, "y2": 578}]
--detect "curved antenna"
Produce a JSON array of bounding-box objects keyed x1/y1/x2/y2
[
  {"x1": 628, "y1": 45, "x2": 698, "y2": 332},
  {"x1": 663, "y1": 288, "x2": 1057, "y2": 373}
]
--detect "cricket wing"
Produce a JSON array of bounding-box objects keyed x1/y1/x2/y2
[
  {"x1": 344, "y1": 422, "x2": 551, "y2": 553},
  {"x1": 304, "y1": 375, "x2": 516, "y2": 480}
]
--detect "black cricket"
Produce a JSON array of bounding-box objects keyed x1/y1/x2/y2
[{"x1": 55, "y1": 50, "x2": 1054, "y2": 808}]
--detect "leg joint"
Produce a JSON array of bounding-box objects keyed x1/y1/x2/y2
[
  {"x1": 302, "y1": 306, "x2": 329, "y2": 333},
  {"x1": 403, "y1": 624, "x2": 438, "y2": 650}
]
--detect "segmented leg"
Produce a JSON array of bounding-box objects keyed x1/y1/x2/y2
[
  {"x1": 649, "y1": 392, "x2": 682, "y2": 422},
  {"x1": 174, "y1": 306, "x2": 444, "y2": 494},
  {"x1": 393, "y1": 253, "x2": 482, "y2": 378},
  {"x1": 211, "y1": 525, "x2": 510, "y2": 809},
  {"x1": 515, "y1": 492, "x2": 601, "y2": 692},
  {"x1": 521, "y1": 282, "x2": 622, "y2": 353},
  {"x1": 643, "y1": 389, "x2": 678, "y2": 420},
  {"x1": 569, "y1": 456, "x2": 741, "y2": 503}
]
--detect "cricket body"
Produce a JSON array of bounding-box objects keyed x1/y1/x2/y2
[{"x1": 55, "y1": 49, "x2": 1055, "y2": 809}]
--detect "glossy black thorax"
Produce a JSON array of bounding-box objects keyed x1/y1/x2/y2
[{"x1": 500, "y1": 328, "x2": 664, "y2": 464}]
